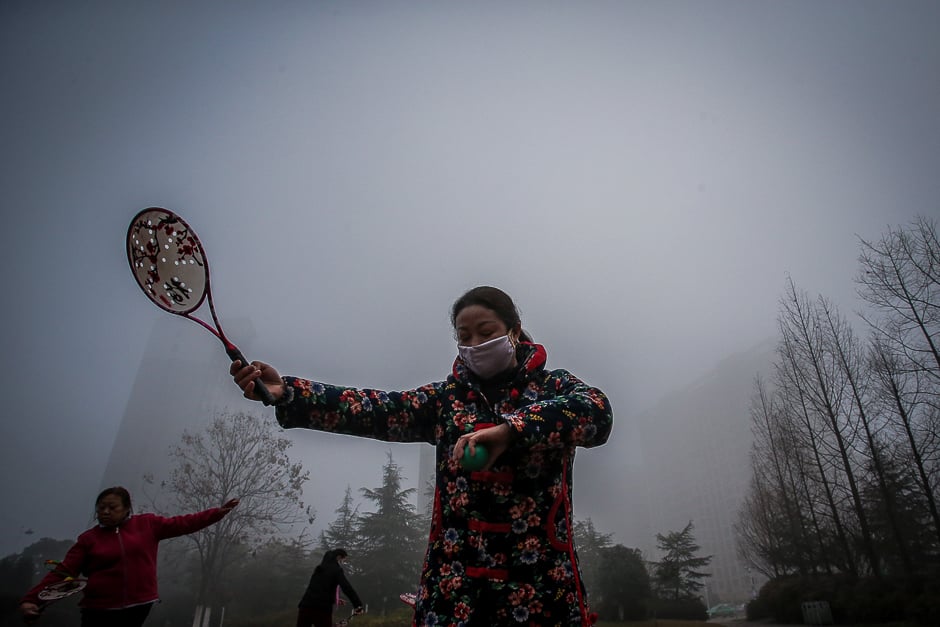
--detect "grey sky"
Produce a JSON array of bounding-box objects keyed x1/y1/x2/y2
[{"x1": 2, "y1": 1, "x2": 937, "y2": 556}]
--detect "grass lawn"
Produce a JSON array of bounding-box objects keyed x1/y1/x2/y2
[
  {"x1": 596, "y1": 621, "x2": 718, "y2": 627},
  {"x1": 262, "y1": 615, "x2": 723, "y2": 627}
]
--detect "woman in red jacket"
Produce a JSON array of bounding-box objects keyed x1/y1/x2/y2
[{"x1": 19, "y1": 486, "x2": 239, "y2": 626}]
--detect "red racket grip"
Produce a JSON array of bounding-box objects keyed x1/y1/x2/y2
[{"x1": 226, "y1": 345, "x2": 276, "y2": 406}]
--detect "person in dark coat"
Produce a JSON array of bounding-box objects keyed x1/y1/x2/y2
[
  {"x1": 230, "y1": 286, "x2": 613, "y2": 626},
  {"x1": 297, "y1": 549, "x2": 364, "y2": 627}
]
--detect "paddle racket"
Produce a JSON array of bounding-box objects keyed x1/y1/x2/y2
[
  {"x1": 126, "y1": 207, "x2": 274, "y2": 405},
  {"x1": 29, "y1": 560, "x2": 87, "y2": 621},
  {"x1": 37, "y1": 578, "x2": 86, "y2": 603},
  {"x1": 335, "y1": 606, "x2": 367, "y2": 627}
]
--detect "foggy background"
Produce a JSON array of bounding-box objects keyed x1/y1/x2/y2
[{"x1": 2, "y1": 0, "x2": 937, "y2": 560}]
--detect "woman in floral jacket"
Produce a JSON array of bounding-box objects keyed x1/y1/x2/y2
[{"x1": 231, "y1": 286, "x2": 613, "y2": 626}]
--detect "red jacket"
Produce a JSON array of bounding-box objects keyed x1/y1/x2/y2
[{"x1": 22, "y1": 509, "x2": 227, "y2": 609}]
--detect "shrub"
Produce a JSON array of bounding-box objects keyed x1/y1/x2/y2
[
  {"x1": 595, "y1": 595, "x2": 649, "y2": 622},
  {"x1": 753, "y1": 572, "x2": 939, "y2": 625},
  {"x1": 648, "y1": 596, "x2": 707, "y2": 620},
  {"x1": 745, "y1": 593, "x2": 770, "y2": 621},
  {"x1": 755, "y1": 575, "x2": 804, "y2": 624}
]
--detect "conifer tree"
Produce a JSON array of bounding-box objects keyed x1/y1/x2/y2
[
  {"x1": 318, "y1": 485, "x2": 361, "y2": 553},
  {"x1": 653, "y1": 521, "x2": 712, "y2": 601},
  {"x1": 355, "y1": 452, "x2": 425, "y2": 612}
]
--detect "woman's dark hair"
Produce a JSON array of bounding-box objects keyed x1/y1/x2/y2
[
  {"x1": 450, "y1": 286, "x2": 533, "y2": 342},
  {"x1": 95, "y1": 486, "x2": 132, "y2": 510},
  {"x1": 315, "y1": 548, "x2": 349, "y2": 573}
]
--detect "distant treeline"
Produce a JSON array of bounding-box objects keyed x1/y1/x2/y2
[{"x1": 736, "y1": 216, "x2": 940, "y2": 625}]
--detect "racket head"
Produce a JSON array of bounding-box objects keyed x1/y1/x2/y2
[
  {"x1": 38, "y1": 579, "x2": 86, "y2": 601},
  {"x1": 127, "y1": 207, "x2": 209, "y2": 316}
]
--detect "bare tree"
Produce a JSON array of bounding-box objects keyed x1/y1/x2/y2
[
  {"x1": 736, "y1": 471, "x2": 789, "y2": 579},
  {"x1": 857, "y1": 216, "x2": 940, "y2": 397},
  {"x1": 775, "y1": 287, "x2": 859, "y2": 577},
  {"x1": 737, "y1": 218, "x2": 940, "y2": 587},
  {"x1": 858, "y1": 217, "x2": 940, "y2": 542},
  {"x1": 738, "y1": 379, "x2": 800, "y2": 577},
  {"x1": 146, "y1": 411, "x2": 312, "y2": 627},
  {"x1": 870, "y1": 337, "x2": 940, "y2": 546},
  {"x1": 819, "y1": 297, "x2": 915, "y2": 575},
  {"x1": 777, "y1": 278, "x2": 881, "y2": 577}
]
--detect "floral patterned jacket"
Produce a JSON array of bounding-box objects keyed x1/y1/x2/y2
[{"x1": 275, "y1": 342, "x2": 613, "y2": 626}]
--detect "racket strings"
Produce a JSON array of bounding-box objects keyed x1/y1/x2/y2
[
  {"x1": 128, "y1": 207, "x2": 272, "y2": 404},
  {"x1": 129, "y1": 210, "x2": 209, "y2": 316},
  {"x1": 38, "y1": 578, "x2": 86, "y2": 601}
]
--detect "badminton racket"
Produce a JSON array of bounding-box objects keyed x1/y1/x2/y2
[
  {"x1": 37, "y1": 578, "x2": 86, "y2": 602},
  {"x1": 33, "y1": 560, "x2": 87, "y2": 617},
  {"x1": 126, "y1": 207, "x2": 275, "y2": 405}
]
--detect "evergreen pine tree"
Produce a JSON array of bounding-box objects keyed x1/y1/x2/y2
[
  {"x1": 318, "y1": 485, "x2": 361, "y2": 553},
  {"x1": 355, "y1": 452, "x2": 425, "y2": 613},
  {"x1": 653, "y1": 521, "x2": 712, "y2": 601}
]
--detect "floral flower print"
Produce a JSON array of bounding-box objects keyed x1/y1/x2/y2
[{"x1": 275, "y1": 342, "x2": 612, "y2": 625}]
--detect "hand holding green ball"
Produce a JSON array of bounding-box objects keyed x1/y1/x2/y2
[{"x1": 461, "y1": 444, "x2": 489, "y2": 471}]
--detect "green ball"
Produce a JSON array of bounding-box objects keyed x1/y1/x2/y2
[{"x1": 461, "y1": 444, "x2": 489, "y2": 471}]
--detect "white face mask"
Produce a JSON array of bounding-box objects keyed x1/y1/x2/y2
[{"x1": 458, "y1": 334, "x2": 516, "y2": 379}]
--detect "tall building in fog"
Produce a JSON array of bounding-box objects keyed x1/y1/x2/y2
[
  {"x1": 600, "y1": 340, "x2": 775, "y2": 604},
  {"x1": 104, "y1": 316, "x2": 430, "y2": 531},
  {"x1": 641, "y1": 340, "x2": 774, "y2": 603},
  {"x1": 101, "y1": 316, "x2": 256, "y2": 500}
]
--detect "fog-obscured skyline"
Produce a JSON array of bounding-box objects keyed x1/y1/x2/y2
[{"x1": 2, "y1": 1, "x2": 937, "y2": 557}]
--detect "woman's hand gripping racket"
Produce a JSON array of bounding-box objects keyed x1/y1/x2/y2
[{"x1": 126, "y1": 207, "x2": 275, "y2": 405}]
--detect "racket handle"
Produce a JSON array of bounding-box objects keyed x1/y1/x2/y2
[{"x1": 226, "y1": 345, "x2": 276, "y2": 406}]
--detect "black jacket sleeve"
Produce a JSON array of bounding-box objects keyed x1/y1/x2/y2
[{"x1": 336, "y1": 568, "x2": 363, "y2": 609}]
